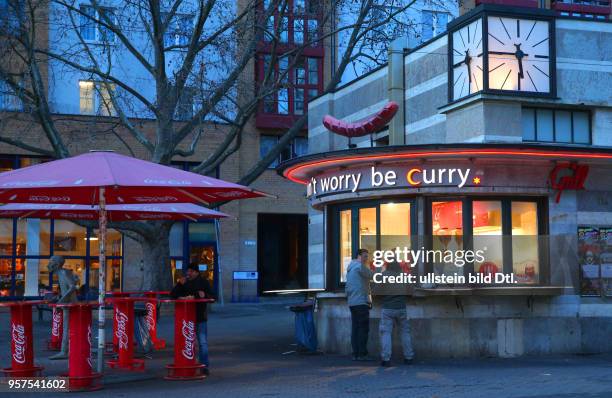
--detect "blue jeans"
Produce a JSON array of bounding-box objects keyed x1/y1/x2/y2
[{"x1": 196, "y1": 321, "x2": 209, "y2": 367}]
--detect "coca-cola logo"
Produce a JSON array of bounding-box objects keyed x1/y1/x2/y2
[
  {"x1": 51, "y1": 310, "x2": 62, "y2": 337},
  {"x1": 181, "y1": 320, "x2": 196, "y2": 360},
  {"x1": 86, "y1": 325, "x2": 92, "y2": 369},
  {"x1": 12, "y1": 323, "x2": 27, "y2": 364},
  {"x1": 144, "y1": 302, "x2": 156, "y2": 332},
  {"x1": 29, "y1": 195, "x2": 72, "y2": 202},
  {"x1": 133, "y1": 196, "x2": 179, "y2": 202},
  {"x1": 115, "y1": 309, "x2": 129, "y2": 350}
]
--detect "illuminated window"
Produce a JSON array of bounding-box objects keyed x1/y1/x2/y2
[
  {"x1": 512, "y1": 202, "x2": 539, "y2": 284},
  {"x1": 473, "y1": 201, "x2": 503, "y2": 281},
  {"x1": 380, "y1": 203, "x2": 411, "y2": 270},
  {"x1": 79, "y1": 80, "x2": 116, "y2": 116},
  {"x1": 431, "y1": 201, "x2": 464, "y2": 281},
  {"x1": 359, "y1": 208, "x2": 377, "y2": 269},
  {"x1": 339, "y1": 210, "x2": 352, "y2": 282}
]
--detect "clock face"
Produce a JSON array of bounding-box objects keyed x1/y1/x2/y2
[
  {"x1": 452, "y1": 18, "x2": 483, "y2": 100},
  {"x1": 487, "y1": 17, "x2": 550, "y2": 93}
]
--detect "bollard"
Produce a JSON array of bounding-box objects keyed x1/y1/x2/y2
[
  {"x1": 160, "y1": 298, "x2": 213, "y2": 380},
  {"x1": 1, "y1": 300, "x2": 46, "y2": 377},
  {"x1": 144, "y1": 291, "x2": 168, "y2": 350},
  {"x1": 47, "y1": 307, "x2": 63, "y2": 351},
  {"x1": 106, "y1": 297, "x2": 145, "y2": 371},
  {"x1": 55, "y1": 302, "x2": 103, "y2": 391}
]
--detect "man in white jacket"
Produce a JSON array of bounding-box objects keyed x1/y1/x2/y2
[{"x1": 345, "y1": 249, "x2": 374, "y2": 361}]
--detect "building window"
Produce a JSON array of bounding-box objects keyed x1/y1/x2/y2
[
  {"x1": 260, "y1": 135, "x2": 308, "y2": 168},
  {"x1": 332, "y1": 197, "x2": 545, "y2": 288},
  {"x1": 259, "y1": 56, "x2": 321, "y2": 116},
  {"x1": 0, "y1": 79, "x2": 23, "y2": 111},
  {"x1": 334, "y1": 200, "x2": 414, "y2": 283},
  {"x1": 175, "y1": 86, "x2": 196, "y2": 120},
  {"x1": 522, "y1": 107, "x2": 591, "y2": 144},
  {"x1": 163, "y1": 13, "x2": 194, "y2": 48},
  {"x1": 428, "y1": 197, "x2": 543, "y2": 285},
  {"x1": 79, "y1": 5, "x2": 116, "y2": 43},
  {"x1": 79, "y1": 80, "x2": 116, "y2": 116},
  {"x1": 0, "y1": 0, "x2": 22, "y2": 33},
  {"x1": 421, "y1": 10, "x2": 449, "y2": 41}
]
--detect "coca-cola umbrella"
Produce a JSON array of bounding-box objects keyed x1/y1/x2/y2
[
  {"x1": 0, "y1": 151, "x2": 269, "y2": 373},
  {"x1": 0, "y1": 203, "x2": 230, "y2": 221}
]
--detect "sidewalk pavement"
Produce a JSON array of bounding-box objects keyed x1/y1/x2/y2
[{"x1": 1, "y1": 299, "x2": 612, "y2": 398}]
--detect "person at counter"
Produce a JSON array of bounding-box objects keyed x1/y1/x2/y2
[
  {"x1": 378, "y1": 261, "x2": 414, "y2": 367},
  {"x1": 170, "y1": 262, "x2": 216, "y2": 374},
  {"x1": 346, "y1": 248, "x2": 374, "y2": 361}
]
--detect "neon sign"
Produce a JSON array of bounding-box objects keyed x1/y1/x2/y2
[{"x1": 549, "y1": 163, "x2": 589, "y2": 203}]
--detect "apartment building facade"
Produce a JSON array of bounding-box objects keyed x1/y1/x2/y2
[{"x1": 0, "y1": 0, "x2": 459, "y2": 300}]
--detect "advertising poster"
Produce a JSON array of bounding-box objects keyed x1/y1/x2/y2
[
  {"x1": 578, "y1": 226, "x2": 601, "y2": 296},
  {"x1": 600, "y1": 228, "x2": 612, "y2": 296}
]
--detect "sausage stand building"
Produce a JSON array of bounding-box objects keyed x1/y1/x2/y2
[{"x1": 278, "y1": 4, "x2": 612, "y2": 358}]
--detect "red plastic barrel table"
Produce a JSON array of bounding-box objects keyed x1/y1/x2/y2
[
  {"x1": 47, "y1": 306, "x2": 63, "y2": 351},
  {"x1": 106, "y1": 296, "x2": 147, "y2": 371},
  {"x1": 52, "y1": 302, "x2": 102, "y2": 391},
  {"x1": 105, "y1": 291, "x2": 132, "y2": 353},
  {"x1": 0, "y1": 300, "x2": 46, "y2": 377},
  {"x1": 159, "y1": 298, "x2": 214, "y2": 380},
  {"x1": 143, "y1": 291, "x2": 169, "y2": 350}
]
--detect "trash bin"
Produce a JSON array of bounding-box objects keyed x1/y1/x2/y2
[{"x1": 289, "y1": 300, "x2": 317, "y2": 353}]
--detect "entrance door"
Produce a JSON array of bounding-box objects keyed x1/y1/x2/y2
[
  {"x1": 257, "y1": 213, "x2": 308, "y2": 294},
  {"x1": 189, "y1": 243, "x2": 217, "y2": 294}
]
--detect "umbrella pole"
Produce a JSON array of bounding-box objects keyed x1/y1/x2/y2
[{"x1": 97, "y1": 187, "x2": 107, "y2": 374}]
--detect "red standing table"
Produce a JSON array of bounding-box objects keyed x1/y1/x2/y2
[
  {"x1": 159, "y1": 298, "x2": 214, "y2": 380},
  {"x1": 143, "y1": 291, "x2": 169, "y2": 350},
  {"x1": 52, "y1": 302, "x2": 102, "y2": 392},
  {"x1": 105, "y1": 291, "x2": 133, "y2": 353},
  {"x1": 106, "y1": 296, "x2": 147, "y2": 371},
  {"x1": 0, "y1": 300, "x2": 46, "y2": 377}
]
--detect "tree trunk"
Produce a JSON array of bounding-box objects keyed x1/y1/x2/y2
[{"x1": 140, "y1": 222, "x2": 173, "y2": 291}]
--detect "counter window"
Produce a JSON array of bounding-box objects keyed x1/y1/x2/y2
[
  {"x1": 427, "y1": 197, "x2": 545, "y2": 286},
  {"x1": 334, "y1": 200, "x2": 414, "y2": 283},
  {"x1": 432, "y1": 201, "x2": 463, "y2": 281}
]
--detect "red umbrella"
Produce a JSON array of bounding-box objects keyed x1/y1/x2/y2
[
  {"x1": 0, "y1": 151, "x2": 266, "y2": 204},
  {"x1": 0, "y1": 203, "x2": 229, "y2": 221},
  {"x1": 0, "y1": 151, "x2": 267, "y2": 373}
]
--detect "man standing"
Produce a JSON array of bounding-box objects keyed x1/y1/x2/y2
[
  {"x1": 170, "y1": 262, "x2": 216, "y2": 374},
  {"x1": 379, "y1": 261, "x2": 414, "y2": 367},
  {"x1": 345, "y1": 248, "x2": 374, "y2": 361}
]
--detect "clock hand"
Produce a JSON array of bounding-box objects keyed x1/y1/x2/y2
[
  {"x1": 514, "y1": 44, "x2": 528, "y2": 79},
  {"x1": 488, "y1": 51, "x2": 514, "y2": 56},
  {"x1": 464, "y1": 50, "x2": 472, "y2": 85}
]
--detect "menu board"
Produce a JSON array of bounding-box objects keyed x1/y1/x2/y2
[{"x1": 578, "y1": 226, "x2": 612, "y2": 297}]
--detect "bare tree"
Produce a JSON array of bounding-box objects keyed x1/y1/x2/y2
[{"x1": 0, "y1": 0, "x2": 432, "y2": 290}]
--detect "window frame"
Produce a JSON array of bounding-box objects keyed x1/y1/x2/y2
[
  {"x1": 522, "y1": 107, "x2": 592, "y2": 144},
  {"x1": 79, "y1": 80, "x2": 117, "y2": 116},
  {"x1": 329, "y1": 198, "x2": 417, "y2": 288},
  {"x1": 79, "y1": 4, "x2": 117, "y2": 44},
  {"x1": 329, "y1": 195, "x2": 549, "y2": 290},
  {"x1": 260, "y1": 134, "x2": 309, "y2": 168}
]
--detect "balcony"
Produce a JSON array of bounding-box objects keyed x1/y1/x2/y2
[{"x1": 552, "y1": 0, "x2": 611, "y2": 16}]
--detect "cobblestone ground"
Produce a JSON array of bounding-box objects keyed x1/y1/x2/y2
[{"x1": 1, "y1": 300, "x2": 612, "y2": 398}]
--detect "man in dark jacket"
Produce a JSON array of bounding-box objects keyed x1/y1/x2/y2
[
  {"x1": 378, "y1": 261, "x2": 414, "y2": 367},
  {"x1": 170, "y1": 262, "x2": 215, "y2": 373}
]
